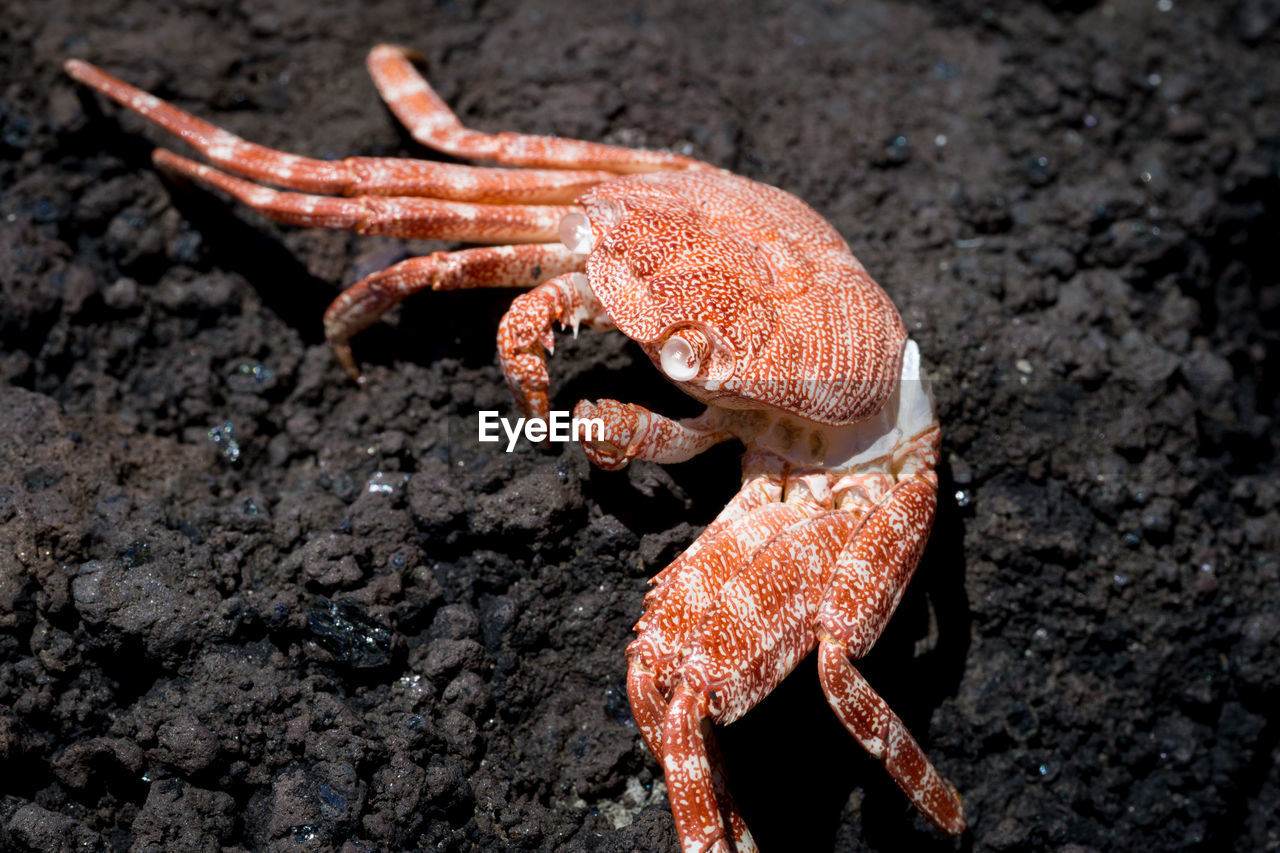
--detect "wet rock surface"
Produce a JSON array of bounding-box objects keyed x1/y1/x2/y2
[{"x1": 1, "y1": 0, "x2": 1277, "y2": 850}]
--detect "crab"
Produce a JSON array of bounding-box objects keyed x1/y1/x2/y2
[{"x1": 65, "y1": 46, "x2": 965, "y2": 851}]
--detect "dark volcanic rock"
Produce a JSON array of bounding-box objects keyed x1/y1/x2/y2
[{"x1": 0, "y1": 1, "x2": 1276, "y2": 851}]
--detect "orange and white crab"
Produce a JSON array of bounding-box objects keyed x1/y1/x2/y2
[{"x1": 66, "y1": 46, "x2": 965, "y2": 851}]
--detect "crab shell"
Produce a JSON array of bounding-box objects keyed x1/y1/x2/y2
[{"x1": 576, "y1": 170, "x2": 907, "y2": 426}]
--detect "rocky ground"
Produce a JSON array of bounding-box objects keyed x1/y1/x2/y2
[{"x1": 1, "y1": 0, "x2": 1277, "y2": 850}]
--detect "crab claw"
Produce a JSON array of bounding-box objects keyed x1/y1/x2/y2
[
  {"x1": 573, "y1": 399, "x2": 649, "y2": 470},
  {"x1": 498, "y1": 283, "x2": 569, "y2": 421}
]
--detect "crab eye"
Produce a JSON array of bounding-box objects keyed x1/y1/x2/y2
[
  {"x1": 558, "y1": 212, "x2": 593, "y2": 255},
  {"x1": 660, "y1": 335, "x2": 701, "y2": 381}
]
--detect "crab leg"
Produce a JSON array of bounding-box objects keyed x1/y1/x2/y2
[
  {"x1": 662, "y1": 511, "x2": 861, "y2": 853},
  {"x1": 817, "y1": 647, "x2": 964, "y2": 834},
  {"x1": 627, "y1": 468, "x2": 792, "y2": 754},
  {"x1": 645, "y1": 457, "x2": 786, "y2": 591},
  {"x1": 665, "y1": 687, "x2": 758, "y2": 853},
  {"x1": 626, "y1": 491, "x2": 810, "y2": 853},
  {"x1": 628, "y1": 503, "x2": 816, "y2": 754},
  {"x1": 636, "y1": 503, "x2": 811, "y2": 644},
  {"x1": 631, "y1": 674, "x2": 756, "y2": 852},
  {"x1": 628, "y1": 505, "x2": 817, "y2": 851},
  {"x1": 814, "y1": 474, "x2": 965, "y2": 835},
  {"x1": 324, "y1": 243, "x2": 583, "y2": 382},
  {"x1": 367, "y1": 45, "x2": 711, "y2": 174},
  {"x1": 150, "y1": 149, "x2": 572, "y2": 242},
  {"x1": 63, "y1": 59, "x2": 613, "y2": 204}
]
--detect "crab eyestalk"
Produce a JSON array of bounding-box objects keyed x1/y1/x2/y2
[
  {"x1": 558, "y1": 212, "x2": 594, "y2": 255},
  {"x1": 659, "y1": 327, "x2": 712, "y2": 383}
]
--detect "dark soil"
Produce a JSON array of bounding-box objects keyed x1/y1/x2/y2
[{"x1": 2, "y1": 0, "x2": 1278, "y2": 851}]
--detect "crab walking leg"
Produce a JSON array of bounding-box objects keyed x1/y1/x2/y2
[
  {"x1": 629, "y1": 508, "x2": 815, "y2": 853},
  {"x1": 662, "y1": 511, "x2": 862, "y2": 853},
  {"x1": 151, "y1": 149, "x2": 573, "y2": 242},
  {"x1": 817, "y1": 646, "x2": 964, "y2": 834},
  {"x1": 367, "y1": 45, "x2": 711, "y2": 174},
  {"x1": 634, "y1": 504, "x2": 816, "y2": 680},
  {"x1": 634, "y1": 675, "x2": 756, "y2": 851},
  {"x1": 814, "y1": 475, "x2": 966, "y2": 835},
  {"x1": 497, "y1": 272, "x2": 614, "y2": 419},
  {"x1": 324, "y1": 243, "x2": 584, "y2": 383},
  {"x1": 626, "y1": 668, "x2": 672, "y2": 766},
  {"x1": 629, "y1": 504, "x2": 817, "y2": 853},
  {"x1": 634, "y1": 674, "x2": 765, "y2": 853},
  {"x1": 645, "y1": 456, "x2": 786, "y2": 592},
  {"x1": 704, "y1": 728, "x2": 759, "y2": 853},
  {"x1": 573, "y1": 400, "x2": 733, "y2": 471},
  {"x1": 628, "y1": 503, "x2": 816, "y2": 754},
  {"x1": 664, "y1": 688, "x2": 740, "y2": 853},
  {"x1": 64, "y1": 59, "x2": 613, "y2": 204}
]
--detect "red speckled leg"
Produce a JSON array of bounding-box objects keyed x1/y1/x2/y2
[
  {"x1": 367, "y1": 45, "x2": 710, "y2": 174},
  {"x1": 628, "y1": 675, "x2": 756, "y2": 852},
  {"x1": 628, "y1": 493, "x2": 814, "y2": 853},
  {"x1": 664, "y1": 686, "x2": 736, "y2": 853},
  {"x1": 150, "y1": 149, "x2": 573, "y2": 242},
  {"x1": 817, "y1": 646, "x2": 965, "y2": 835},
  {"x1": 662, "y1": 511, "x2": 862, "y2": 853},
  {"x1": 63, "y1": 59, "x2": 613, "y2": 203},
  {"x1": 626, "y1": 666, "x2": 670, "y2": 763},
  {"x1": 704, "y1": 725, "x2": 757, "y2": 853},
  {"x1": 324, "y1": 243, "x2": 583, "y2": 383},
  {"x1": 628, "y1": 504, "x2": 811, "y2": 853},
  {"x1": 628, "y1": 503, "x2": 815, "y2": 754},
  {"x1": 646, "y1": 457, "x2": 785, "y2": 590},
  {"x1": 814, "y1": 475, "x2": 965, "y2": 835},
  {"x1": 572, "y1": 400, "x2": 732, "y2": 471}
]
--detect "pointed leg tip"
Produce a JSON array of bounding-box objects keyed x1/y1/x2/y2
[
  {"x1": 151, "y1": 148, "x2": 193, "y2": 174},
  {"x1": 369, "y1": 44, "x2": 426, "y2": 64},
  {"x1": 150, "y1": 149, "x2": 204, "y2": 187},
  {"x1": 941, "y1": 791, "x2": 967, "y2": 835},
  {"x1": 328, "y1": 341, "x2": 365, "y2": 386}
]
